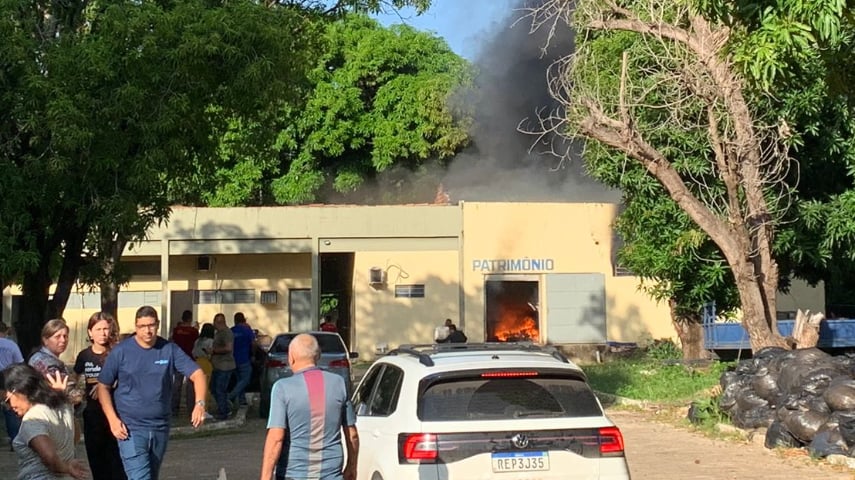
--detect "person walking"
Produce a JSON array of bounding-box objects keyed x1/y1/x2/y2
[
  {"x1": 260, "y1": 333, "x2": 359, "y2": 480},
  {"x1": 97, "y1": 305, "x2": 207, "y2": 480},
  {"x1": 73, "y1": 311, "x2": 127, "y2": 480},
  {"x1": 4, "y1": 364, "x2": 89, "y2": 480},
  {"x1": 169, "y1": 310, "x2": 198, "y2": 416},
  {"x1": 210, "y1": 313, "x2": 235, "y2": 420},
  {"x1": 28, "y1": 319, "x2": 84, "y2": 409},
  {"x1": 228, "y1": 312, "x2": 255, "y2": 411},
  {"x1": 0, "y1": 321, "x2": 24, "y2": 451},
  {"x1": 27, "y1": 319, "x2": 72, "y2": 379}
]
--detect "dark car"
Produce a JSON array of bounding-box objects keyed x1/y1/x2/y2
[{"x1": 258, "y1": 331, "x2": 358, "y2": 418}]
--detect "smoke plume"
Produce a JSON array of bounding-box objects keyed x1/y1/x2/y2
[{"x1": 442, "y1": 0, "x2": 620, "y2": 203}]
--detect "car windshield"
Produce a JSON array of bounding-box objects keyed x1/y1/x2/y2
[
  {"x1": 270, "y1": 333, "x2": 346, "y2": 354},
  {"x1": 419, "y1": 375, "x2": 602, "y2": 421}
]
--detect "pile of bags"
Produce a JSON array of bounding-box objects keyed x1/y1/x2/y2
[{"x1": 716, "y1": 347, "x2": 855, "y2": 457}]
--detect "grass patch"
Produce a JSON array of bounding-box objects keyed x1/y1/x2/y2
[{"x1": 584, "y1": 359, "x2": 731, "y2": 404}]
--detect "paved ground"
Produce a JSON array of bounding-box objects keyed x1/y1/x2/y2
[{"x1": 4, "y1": 406, "x2": 855, "y2": 479}]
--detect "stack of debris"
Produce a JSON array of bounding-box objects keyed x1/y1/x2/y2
[{"x1": 714, "y1": 347, "x2": 855, "y2": 457}]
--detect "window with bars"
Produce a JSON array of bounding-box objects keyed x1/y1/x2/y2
[
  {"x1": 194, "y1": 289, "x2": 256, "y2": 304},
  {"x1": 395, "y1": 284, "x2": 425, "y2": 298}
]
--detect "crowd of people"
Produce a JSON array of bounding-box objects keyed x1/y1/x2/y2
[
  {"x1": 0, "y1": 305, "x2": 322, "y2": 480},
  {"x1": 0, "y1": 307, "x2": 373, "y2": 480}
]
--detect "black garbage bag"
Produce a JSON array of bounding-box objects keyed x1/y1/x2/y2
[
  {"x1": 784, "y1": 409, "x2": 830, "y2": 443},
  {"x1": 777, "y1": 349, "x2": 834, "y2": 395},
  {"x1": 751, "y1": 370, "x2": 781, "y2": 402},
  {"x1": 754, "y1": 346, "x2": 789, "y2": 362},
  {"x1": 808, "y1": 426, "x2": 848, "y2": 458},
  {"x1": 720, "y1": 381, "x2": 750, "y2": 412},
  {"x1": 720, "y1": 370, "x2": 740, "y2": 390},
  {"x1": 801, "y1": 366, "x2": 845, "y2": 396},
  {"x1": 736, "y1": 391, "x2": 769, "y2": 411},
  {"x1": 824, "y1": 378, "x2": 855, "y2": 411},
  {"x1": 806, "y1": 395, "x2": 831, "y2": 414},
  {"x1": 732, "y1": 406, "x2": 774, "y2": 429},
  {"x1": 765, "y1": 420, "x2": 802, "y2": 449},
  {"x1": 837, "y1": 411, "x2": 855, "y2": 447}
]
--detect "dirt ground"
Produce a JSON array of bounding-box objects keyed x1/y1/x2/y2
[{"x1": 609, "y1": 407, "x2": 855, "y2": 480}]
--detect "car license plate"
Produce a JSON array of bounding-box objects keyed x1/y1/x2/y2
[{"x1": 491, "y1": 451, "x2": 549, "y2": 473}]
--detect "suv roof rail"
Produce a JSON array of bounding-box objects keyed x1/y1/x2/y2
[
  {"x1": 387, "y1": 347, "x2": 435, "y2": 366},
  {"x1": 388, "y1": 342, "x2": 570, "y2": 365}
]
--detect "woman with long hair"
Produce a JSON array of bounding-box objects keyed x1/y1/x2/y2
[
  {"x1": 3, "y1": 363, "x2": 89, "y2": 479},
  {"x1": 74, "y1": 312, "x2": 126, "y2": 480}
]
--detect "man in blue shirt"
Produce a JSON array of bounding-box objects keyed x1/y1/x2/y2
[
  {"x1": 260, "y1": 333, "x2": 359, "y2": 480},
  {"x1": 98, "y1": 305, "x2": 208, "y2": 480},
  {"x1": 228, "y1": 311, "x2": 255, "y2": 409}
]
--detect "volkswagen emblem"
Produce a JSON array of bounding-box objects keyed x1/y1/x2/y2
[{"x1": 511, "y1": 433, "x2": 529, "y2": 449}]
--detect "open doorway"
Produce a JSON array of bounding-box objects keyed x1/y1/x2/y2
[
  {"x1": 319, "y1": 253, "x2": 354, "y2": 349},
  {"x1": 485, "y1": 278, "x2": 540, "y2": 342}
]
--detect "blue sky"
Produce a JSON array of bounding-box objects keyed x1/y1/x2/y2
[{"x1": 374, "y1": 0, "x2": 519, "y2": 59}]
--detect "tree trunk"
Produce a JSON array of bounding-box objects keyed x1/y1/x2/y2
[
  {"x1": 99, "y1": 236, "x2": 127, "y2": 321},
  {"x1": 669, "y1": 298, "x2": 709, "y2": 360},
  {"x1": 18, "y1": 263, "x2": 52, "y2": 358},
  {"x1": 728, "y1": 252, "x2": 789, "y2": 351},
  {"x1": 48, "y1": 224, "x2": 87, "y2": 322}
]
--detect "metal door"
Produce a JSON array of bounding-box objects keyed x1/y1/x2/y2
[{"x1": 546, "y1": 273, "x2": 606, "y2": 343}]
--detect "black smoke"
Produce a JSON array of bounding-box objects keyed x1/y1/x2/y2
[{"x1": 442, "y1": 0, "x2": 620, "y2": 203}]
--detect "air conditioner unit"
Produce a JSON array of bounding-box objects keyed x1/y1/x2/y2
[
  {"x1": 197, "y1": 255, "x2": 212, "y2": 272},
  {"x1": 369, "y1": 267, "x2": 386, "y2": 286}
]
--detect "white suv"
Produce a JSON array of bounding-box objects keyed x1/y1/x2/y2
[{"x1": 352, "y1": 343, "x2": 630, "y2": 480}]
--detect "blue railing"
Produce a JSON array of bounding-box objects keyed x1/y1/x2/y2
[{"x1": 701, "y1": 303, "x2": 855, "y2": 350}]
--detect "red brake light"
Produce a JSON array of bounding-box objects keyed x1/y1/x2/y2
[
  {"x1": 328, "y1": 359, "x2": 349, "y2": 368},
  {"x1": 598, "y1": 426, "x2": 625, "y2": 455},
  {"x1": 480, "y1": 371, "x2": 539, "y2": 378},
  {"x1": 401, "y1": 433, "x2": 438, "y2": 462},
  {"x1": 266, "y1": 358, "x2": 287, "y2": 368}
]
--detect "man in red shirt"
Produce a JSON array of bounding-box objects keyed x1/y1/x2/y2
[
  {"x1": 170, "y1": 310, "x2": 199, "y2": 415},
  {"x1": 319, "y1": 315, "x2": 338, "y2": 333}
]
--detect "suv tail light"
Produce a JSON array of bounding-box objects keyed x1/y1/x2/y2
[
  {"x1": 328, "y1": 359, "x2": 350, "y2": 369},
  {"x1": 399, "y1": 433, "x2": 438, "y2": 463},
  {"x1": 598, "y1": 426, "x2": 625, "y2": 455}
]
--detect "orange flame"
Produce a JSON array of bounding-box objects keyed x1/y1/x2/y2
[{"x1": 492, "y1": 306, "x2": 540, "y2": 342}]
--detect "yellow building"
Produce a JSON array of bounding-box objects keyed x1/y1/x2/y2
[{"x1": 1, "y1": 202, "x2": 824, "y2": 362}]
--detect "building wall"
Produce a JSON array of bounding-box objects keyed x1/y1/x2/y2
[
  {"x1": 351, "y1": 250, "x2": 460, "y2": 357},
  {"x1": 2, "y1": 203, "x2": 828, "y2": 363},
  {"x1": 459, "y1": 202, "x2": 673, "y2": 346}
]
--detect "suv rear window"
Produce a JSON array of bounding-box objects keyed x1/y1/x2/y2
[
  {"x1": 419, "y1": 375, "x2": 602, "y2": 421},
  {"x1": 270, "y1": 333, "x2": 346, "y2": 354}
]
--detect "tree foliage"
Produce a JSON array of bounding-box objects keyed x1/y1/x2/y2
[
  {"x1": 0, "y1": 0, "x2": 320, "y2": 353},
  {"x1": 523, "y1": 0, "x2": 854, "y2": 352},
  {"x1": 188, "y1": 14, "x2": 472, "y2": 206}
]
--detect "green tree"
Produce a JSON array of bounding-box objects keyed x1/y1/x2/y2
[
  {"x1": 523, "y1": 0, "x2": 853, "y2": 352},
  {"x1": 186, "y1": 14, "x2": 472, "y2": 206},
  {"x1": 0, "y1": 0, "x2": 321, "y2": 354},
  {"x1": 0, "y1": 0, "x2": 434, "y2": 355}
]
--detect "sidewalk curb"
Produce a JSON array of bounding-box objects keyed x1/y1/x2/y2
[{"x1": 170, "y1": 394, "x2": 259, "y2": 437}]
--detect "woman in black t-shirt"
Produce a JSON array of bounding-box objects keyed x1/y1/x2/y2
[{"x1": 73, "y1": 312, "x2": 127, "y2": 480}]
